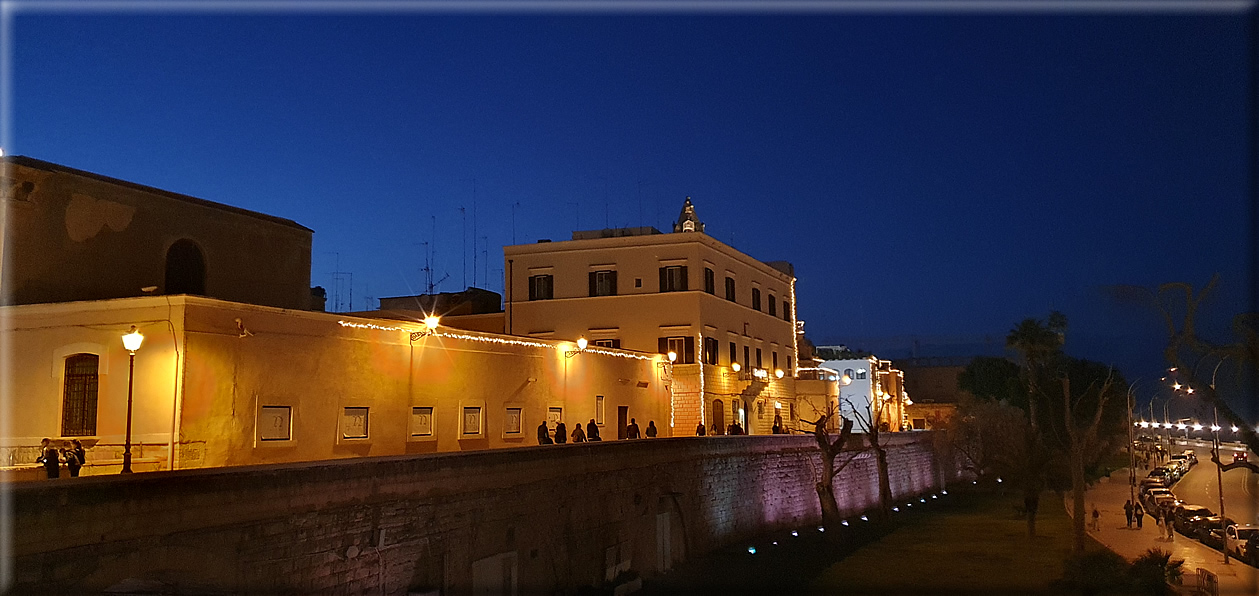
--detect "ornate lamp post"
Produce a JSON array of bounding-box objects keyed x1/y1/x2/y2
[{"x1": 121, "y1": 326, "x2": 144, "y2": 474}]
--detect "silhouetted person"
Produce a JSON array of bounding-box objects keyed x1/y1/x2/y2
[
  {"x1": 696, "y1": 422, "x2": 706, "y2": 436},
  {"x1": 1124, "y1": 500, "x2": 1134, "y2": 529},
  {"x1": 645, "y1": 421, "x2": 657, "y2": 438},
  {"x1": 37, "y1": 438, "x2": 59, "y2": 479},
  {"x1": 571, "y1": 423, "x2": 586, "y2": 443},
  {"x1": 71, "y1": 439, "x2": 86, "y2": 476},
  {"x1": 773, "y1": 413, "x2": 784, "y2": 432},
  {"x1": 1133, "y1": 503, "x2": 1144, "y2": 528},
  {"x1": 62, "y1": 440, "x2": 81, "y2": 477},
  {"x1": 626, "y1": 418, "x2": 641, "y2": 439},
  {"x1": 711, "y1": 422, "x2": 724, "y2": 436},
  {"x1": 772, "y1": 421, "x2": 783, "y2": 434},
  {"x1": 554, "y1": 421, "x2": 568, "y2": 444},
  {"x1": 587, "y1": 419, "x2": 601, "y2": 441},
  {"x1": 537, "y1": 421, "x2": 553, "y2": 445}
]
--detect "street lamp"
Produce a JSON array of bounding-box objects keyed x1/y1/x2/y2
[{"x1": 121, "y1": 326, "x2": 144, "y2": 474}]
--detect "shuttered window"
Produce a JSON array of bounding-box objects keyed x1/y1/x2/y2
[
  {"x1": 589, "y1": 270, "x2": 617, "y2": 297},
  {"x1": 62, "y1": 354, "x2": 99, "y2": 437}
]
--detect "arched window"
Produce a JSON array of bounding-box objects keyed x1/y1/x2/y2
[
  {"x1": 844, "y1": 369, "x2": 854, "y2": 379},
  {"x1": 62, "y1": 354, "x2": 99, "y2": 436},
  {"x1": 165, "y1": 239, "x2": 206, "y2": 295}
]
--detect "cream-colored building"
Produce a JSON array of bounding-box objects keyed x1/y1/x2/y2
[
  {"x1": 2, "y1": 295, "x2": 671, "y2": 479},
  {"x1": 821, "y1": 357, "x2": 910, "y2": 432},
  {"x1": 503, "y1": 198, "x2": 800, "y2": 437}
]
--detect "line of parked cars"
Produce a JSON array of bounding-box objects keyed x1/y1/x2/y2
[{"x1": 1139, "y1": 447, "x2": 1259, "y2": 567}]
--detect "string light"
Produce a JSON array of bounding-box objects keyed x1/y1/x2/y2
[
  {"x1": 338, "y1": 320, "x2": 656, "y2": 360},
  {"x1": 697, "y1": 332, "x2": 706, "y2": 428}
]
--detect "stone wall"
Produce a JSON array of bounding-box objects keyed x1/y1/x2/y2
[{"x1": 12, "y1": 433, "x2": 962, "y2": 595}]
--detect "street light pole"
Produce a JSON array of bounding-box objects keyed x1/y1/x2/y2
[
  {"x1": 1127, "y1": 382, "x2": 1138, "y2": 515},
  {"x1": 1213, "y1": 406, "x2": 1229, "y2": 564},
  {"x1": 120, "y1": 326, "x2": 144, "y2": 474}
]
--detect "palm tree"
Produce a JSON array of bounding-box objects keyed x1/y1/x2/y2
[{"x1": 1005, "y1": 311, "x2": 1067, "y2": 537}]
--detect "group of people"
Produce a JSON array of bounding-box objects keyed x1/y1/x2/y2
[
  {"x1": 1122, "y1": 499, "x2": 1147, "y2": 529},
  {"x1": 536, "y1": 418, "x2": 658, "y2": 445},
  {"x1": 37, "y1": 438, "x2": 86, "y2": 479},
  {"x1": 694, "y1": 413, "x2": 789, "y2": 436}
]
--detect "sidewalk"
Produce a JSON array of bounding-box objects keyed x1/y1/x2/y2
[{"x1": 1072, "y1": 468, "x2": 1258, "y2": 595}]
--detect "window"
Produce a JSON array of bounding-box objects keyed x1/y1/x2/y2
[
  {"x1": 596, "y1": 396, "x2": 606, "y2": 425},
  {"x1": 704, "y1": 268, "x2": 716, "y2": 294},
  {"x1": 772, "y1": 351, "x2": 779, "y2": 369},
  {"x1": 757, "y1": 400, "x2": 765, "y2": 419},
  {"x1": 635, "y1": 278, "x2": 642, "y2": 288},
  {"x1": 725, "y1": 277, "x2": 736, "y2": 301},
  {"x1": 729, "y1": 341, "x2": 737, "y2": 365},
  {"x1": 769, "y1": 295, "x2": 777, "y2": 316},
  {"x1": 751, "y1": 288, "x2": 761, "y2": 311},
  {"x1": 592, "y1": 338, "x2": 621, "y2": 348},
  {"x1": 462, "y1": 406, "x2": 483, "y2": 435},
  {"x1": 258, "y1": 406, "x2": 292, "y2": 442},
  {"x1": 658, "y1": 336, "x2": 695, "y2": 364},
  {"x1": 787, "y1": 355, "x2": 793, "y2": 372},
  {"x1": 704, "y1": 337, "x2": 719, "y2": 365},
  {"x1": 743, "y1": 346, "x2": 750, "y2": 369},
  {"x1": 659, "y1": 266, "x2": 688, "y2": 292},
  {"x1": 782, "y1": 300, "x2": 790, "y2": 320},
  {"x1": 528, "y1": 274, "x2": 554, "y2": 300},
  {"x1": 589, "y1": 270, "x2": 617, "y2": 297},
  {"x1": 505, "y1": 407, "x2": 523, "y2": 435},
  {"x1": 756, "y1": 348, "x2": 763, "y2": 368},
  {"x1": 844, "y1": 369, "x2": 855, "y2": 379},
  {"x1": 342, "y1": 407, "x2": 369, "y2": 439},
  {"x1": 411, "y1": 406, "x2": 434, "y2": 437},
  {"x1": 62, "y1": 354, "x2": 99, "y2": 436},
  {"x1": 857, "y1": 369, "x2": 868, "y2": 380}
]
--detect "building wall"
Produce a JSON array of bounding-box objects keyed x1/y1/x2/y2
[
  {"x1": 2, "y1": 296, "x2": 672, "y2": 475},
  {"x1": 2, "y1": 157, "x2": 312, "y2": 310},
  {"x1": 12, "y1": 433, "x2": 963, "y2": 595}
]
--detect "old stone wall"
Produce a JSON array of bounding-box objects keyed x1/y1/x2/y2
[{"x1": 12, "y1": 433, "x2": 962, "y2": 595}]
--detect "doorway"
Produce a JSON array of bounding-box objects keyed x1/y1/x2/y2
[
  {"x1": 617, "y1": 406, "x2": 629, "y2": 440},
  {"x1": 711, "y1": 400, "x2": 725, "y2": 435}
]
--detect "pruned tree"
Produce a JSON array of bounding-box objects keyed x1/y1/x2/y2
[
  {"x1": 802, "y1": 404, "x2": 857, "y2": 529},
  {"x1": 1057, "y1": 366, "x2": 1124, "y2": 553},
  {"x1": 844, "y1": 394, "x2": 895, "y2": 519}
]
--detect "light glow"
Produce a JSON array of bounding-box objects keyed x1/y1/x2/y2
[
  {"x1": 1176, "y1": 423, "x2": 1186, "y2": 430},
  {"x1": 731, "y1": 362, "x2": 741, "y2": 372},
  {"x1": 337, "y1": 320, "x2": 656, "y2": 360},
  {"x1": 576, "y1": 337, "x2": 588, "y2": 350},
  {"x1": 122, "y1": 326, "x2": 145, "y2": 353},
  {"x1": 424, "y1": 315, "x2": 440, "y2": 330},
  {"x1": 667, "y1": 351, "x2": 677, "y2": 363},
  {"x1": 1192, "y1": 424, "x2": 1203, "y2": 431},
  {"x1": 775, "y1": 369, "x2": 784, "y2": 379},
  {"x1": 1231, "y1": 426, "x2": 1239, "y2": 433}
]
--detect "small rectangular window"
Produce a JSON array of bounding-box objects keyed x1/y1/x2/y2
[
  {"x1": 411, "y1": 406, "x2": 434, "y2": 437},
  {"x1": 463, "y1": 406, "x2": 483, "y2": 435},
  {"x1": 659, "y1": 265, "x2": 688, "y2": 292},
  {"x1": 782, "y1": 300, "x2": 790, "y2": 321},
  {"x1": 743, "y1": 345, "x2": 750, "y2": 368},
  {"x1": 769, "y1": 295, "x2": 777, "y2": 316},
  {"x1": 703, "y1": 337, "x2": 719, "y2": 365},
  {"x1": 596, "y1": 396, "x2": 606, "y2": 425},
  {"x1": 788, "y1": 355, "x2": 793, "y2": 372},
  {"x1": 756, "y1": 348, "x2": 763, "y2": 368},
  {"x1": 590, "y1": 270, "x2": 617, "y2": 297},
  {"x1": 658, "y1": 336, "x2": 696, "y2": 364},
  {"x1": 529, "y1": 274, "x2": 554, "y2": 300},
  {"x1": 704, "y1": 268, "x2": 715, "y2": 294},
  {"x1": 729, "y1": 341, "x2": 737, "y2": 365},
  {"x1": 772, "y1": 351, "x2": 779, "y2": 369},
  {"x1": 592, "y1": 338, "x2": 621, "y2": 348},
  {"x1": 751, "y1": 288, "x2": 761, "y2": 311},
  {"x1": 505, "y1": 407, "x2": 523, "y2": 435},
  {"x1": 725, "y1": 277, "x2": 736, "y2": 302},
  {"x1": 342, "y1": 407, "x2": 369, "y2": 439},
  {"x1": 259, "y1": 406, "x2": 292, "y2": 442}
]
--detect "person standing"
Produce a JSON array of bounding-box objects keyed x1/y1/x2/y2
[
  {"x1": 1124, "y1": 500, "x2": 1134, "y2": 529},
  {"x1": 554, "y1": 420, "x2": 568, "y2": 444},
  {"x1": 62, "y1": 440, "x2": 82, "y2": 478},
  {"x1": 626, "y1": 418, "x2": 641, "y2": 439},
  {"x1": 71, "y1": 439, "x2": 86, "y2": 476},
  {"x1": 695, "y1": 422, "x2": 706, "y2": 436},
  {"x1": 1091, "y1": 506, "x2": 1101, "y2": 531},
  {"x1": 37, "y1": 438, "x2": 60, "y2": 479},
  {"x1": 1133, "y1": 502, "x2": 1144, "y2": 529},
  {"x1": 537, "y1": 421, "x2": 554, "y2": 445},
  {"x1": 571, "y1": 423, "x2": 586, "y2": 443},
  {"x1": 645, "y1": 421, "x2": 657, "y2": 438},
  {"x1": 586, "y1": 419, "x2": 601, "y2": 441}
]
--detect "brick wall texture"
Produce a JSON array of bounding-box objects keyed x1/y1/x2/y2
[{"x1": 12, "y1": 433, "x2": 962, "y2": 594}]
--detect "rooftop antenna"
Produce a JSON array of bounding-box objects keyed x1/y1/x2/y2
[
  {"x1": 511, "y1": 201, "x2": 521, "y2": 245},
  {"x1": 458, "y1": 206, "x2": 467, "y2": 289},
  {"x1": 481, "y1": 235, "x2": 489, "y2": 288}
]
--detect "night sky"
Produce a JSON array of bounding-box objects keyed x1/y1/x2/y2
[{"x1": 8, "y1": 3, "x2": 1255, "y2": 420}]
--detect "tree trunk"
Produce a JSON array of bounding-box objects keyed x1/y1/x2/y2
[
  {"x1": 1070, "y1": 445, "x2": 1088, "y2": 553},
  {"x1": 869, "y1": 434, "x2": 892, "y2": 519},
  {"x1": 1024, "y1": 486, "x2": 1039, "y2": 538}
]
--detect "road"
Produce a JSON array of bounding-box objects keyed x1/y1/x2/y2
[{"x1": 1167, "y1": 440, "x2": 1259, "y2": 527}]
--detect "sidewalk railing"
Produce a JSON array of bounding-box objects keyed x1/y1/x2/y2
[{"x1": 1192, "y1": 567, "x2": 1218, "y2": 596}]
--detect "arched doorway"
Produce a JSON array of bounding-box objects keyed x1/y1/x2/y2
[
  {"x1": 165, "y1": 239, "x2": 206, "y2": 295},
  {"x1": 711, "y1": 400, "x2": 725, "y2": 435}
]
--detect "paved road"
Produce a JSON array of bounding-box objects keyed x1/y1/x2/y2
[{"x1": 1167, "y1": 440, "x2": 1258, "y2": 527}]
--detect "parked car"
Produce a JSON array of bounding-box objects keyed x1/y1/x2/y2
[
  {"x1": 1140, "y1": 477, "x2": 1169, "y2": 492},
  {"x1": 1197, "y1": 516, "x2": 1230, "y2": 549},
  {"x1": 1151, "y1": 495, "x2": 1180, "y2": 515},
  {"x1": 1143, "y1": 488, "x2": 1173, "y2": 510},
  {"x1": 1172, "y1": 505, "x2": 1214, "y2": 534},
  {"x1": 1147, "y1": 467, "x2": 1173, "y2": 482},
  {"x1": 1224, "y1": 525, "x2": 1259, "y2": 560},
  {"x1": 1169, "y1": 454, "x2": 1189, "y2": 468},
  {"x1": 1181, "y1": 449, "x2": 1198, "y2": 465},
  {"x1": 1233, "y1": 452, "x2": 1248, "y2": 463}
]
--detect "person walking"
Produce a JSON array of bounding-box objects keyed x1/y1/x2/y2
[
  {"x1": 1124, "y1": 500, "x2": 1134, "y2": 529},
  {"x1": 571, "y1": 423, "x2": 586, "y2": 443},
  {"x1": 554, "y1": 420, "x2": 568, "y2": 444},
  {"x1": 37, "y1": 438, "x2": 60, "y2": 479},
  {"x1": 645, "y1": 421, "x2": 657, "y2": 438},
  {"x1": 1133, "y1": 502, "x2": 1144, "y2": 529},
  {"x1": 626, "y1": 418, "x2": 641, "y2": 439},
  {"x1": 1091, "y1": 506, "x2": 1101, "y2": 531},
  {"x1": 695, "y1": 422, "x2": 706, "y2": 436},
  {"x1": 537, "y1": 420, "x2": 554, "y2": 445},
  {"x1": 1164, "y1": 505, "x2": 1174, "y2": 540},
  {"x1": 586, "y1": 419, "x2": 601, "y2": 441}
]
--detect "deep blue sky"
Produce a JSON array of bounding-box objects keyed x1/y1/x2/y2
[{"x1": 8, "y1": 5, "x2": 1255, "y2": 420}]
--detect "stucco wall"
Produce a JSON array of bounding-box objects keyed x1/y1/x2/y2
[{"x1": 11, "y1": 433, "x2": 963, "y2": 595}]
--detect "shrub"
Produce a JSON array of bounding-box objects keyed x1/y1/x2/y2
[
  {"x1": 1128, "y1": 548, "x2": 1183, "y2": 596},
  {"x1": 1055, "y1": 549, "x2": 1131, "y2": 595}
]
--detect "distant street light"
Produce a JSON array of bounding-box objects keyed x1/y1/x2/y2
[{"x1": 121, "y1": 326, "x2": 144, "y2": 474}]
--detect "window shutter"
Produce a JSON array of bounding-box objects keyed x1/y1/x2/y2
[
  {"x1": 609, "y1": 270, "x2": 618, "y2": 296},
  {"x1": 684, "y1": 337, "x2": 695, "y2": 364},
  {"x1": 658, "y1": 337, "x2": 669, "y2": 355},
  {"x1": 589, "y1": 271, "x2": 597, "y2": 297},
  {"x1": 528, "y1": 277, "x2": 537, "y2": 301},
  {"x1": 680, "y1": 266, "x2": 689, "y2": 291},
  {"x1": 659, "y1": 267, "x2": 668, "y2": 292}
]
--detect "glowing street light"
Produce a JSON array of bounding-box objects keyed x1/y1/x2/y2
[
  {"x1": 120, "y1": 326, "x2": 144, "y2": 474},
  {"x1": 667, "y1": 351, "x2": 677, "y2": 363}
]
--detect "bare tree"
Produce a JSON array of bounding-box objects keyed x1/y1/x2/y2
[
  {"x1": 845, "y1": 396, "x2": 894, "y2": 519},
  {"x1": 1059, "y1": 370, "x2": 1120, "y2": 553},
  {"x1": 802, "y1": 403, "x2": 857, "y2": 529}
]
